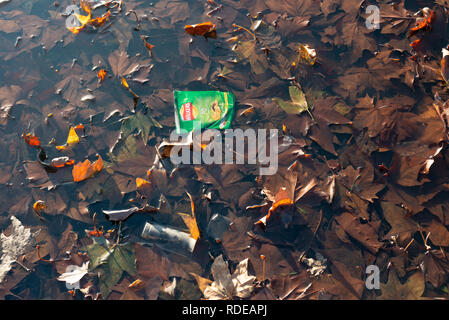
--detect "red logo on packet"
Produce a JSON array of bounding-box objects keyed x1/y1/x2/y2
[{"x1": 180, "y1": 102, "x2": 197, "y2": 121}]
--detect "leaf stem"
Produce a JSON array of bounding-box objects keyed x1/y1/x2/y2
[{"x1": 232, "y1": 24, "x2": 256, "y2": 41}]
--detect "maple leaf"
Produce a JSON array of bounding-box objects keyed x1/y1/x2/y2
[
  {"x1": 378, "y1": 270, "x2": 425, "y2": 300},
  {"x1": 119, "y1": 108, "x2": 162, "y2": 145},
  {"x1": 85, "y1": 240, "x2": 136, "y2": 298},
  {"x1": 72, "y1": 154, "x2": 103, "y2": 182},
  {"x1": 273, "y1": 85, "x2": 313, "y2": 118},
  {"x1": 203, "y1": 255, "x2": 256, "y2": 300},
  {"x1": 0, "y1": 217, "x2": 37, "y2": 283},
  {"x1": 233, "y1": 40, "x2": 268, "y2": 75}
]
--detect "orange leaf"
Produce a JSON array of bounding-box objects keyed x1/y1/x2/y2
[
  {"x1": 185, "y1": 22, "x2": 216, "y2": 38},
  {"x1": 91, "y1": 154, "x2": 103, "y2": 173},
  {"x1": 33, "y1": 200, "x2": 47, "y2": 213},
  {"x1": 255, "y1": 188, "x2": 294, "y2": 229},
  {"x1": 182, "y1": 192, "x2": 200, "y2": 240},
  {"x1": 22, "y1": 133, "x2": 41, "y2": 147},
  {"x1": 129, "y1": 279, "x2": 145, "y2": 290},
  {"x1": 89, "y1": 10, "x2": 111, "y2": 28},
  {"x1": 121, "y1": 77, "x2": 130, "y2": 89},
  {"x1": 136, "y1": 177, "x2": 151, "y2": 188},
  {"x1": 141, "y1": 36, "x2": 155, "y2": 57},
  {"x1": 97, "y1": 69, "x2": 107, "y2": 83},
  {"x1": 72, "y1": 155, "x2": 103, "y2": 182}
]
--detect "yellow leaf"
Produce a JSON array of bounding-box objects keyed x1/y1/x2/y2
[
  {"x1": 136, "y1": 177, "x2": 150, "y2": 188},
  {"x1": 56, "y1": 126, "x2": 79, "y2": 150},
  {"x1": 121, "y1": 77, "x2": 129, "y2": 89},
  {"x1": 179, "y1": 192, "x2": 200, "y2": 240},
  {"x1": 179, "y1": 213, "x2": 200, "y2": 240},
  {"x1": 67, "y1": 126, "x2": 80, "y2": 145}
]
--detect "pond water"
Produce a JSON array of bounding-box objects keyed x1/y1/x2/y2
[{"x1": 1, "y1": 0, "x2": 449, "y2": 300}]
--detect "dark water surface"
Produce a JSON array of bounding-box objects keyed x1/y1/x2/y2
[{"x1": 1, "y1": 0, "x2": 449, "y2": 300}]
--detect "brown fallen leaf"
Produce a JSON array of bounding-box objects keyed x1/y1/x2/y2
[
  {"x1": 334, "y1": 212, "x2": 382, "y2": 254},
  {"x1": 378, "y1": 270, "x2": 425, "y2": 300}
]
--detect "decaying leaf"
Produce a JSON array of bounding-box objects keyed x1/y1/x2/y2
[
  {"x1": 98, "y1": 69, "x2": 107, "y2": 83},
  {"x1": 0, "y1": 217, "x2": 37, "y2": 283},
  {"x1": 378, "y1": 270, "x2": 425, "y2": 300},
  {"x1": 102, "y1": 207, "x2": 139, "y2": 222},
  {"x1": 295, "y1": 43, "x2": 316, "y2": 66},
  {"x1": 203, "y1": 255, "x2": 256, "y2": 300}
]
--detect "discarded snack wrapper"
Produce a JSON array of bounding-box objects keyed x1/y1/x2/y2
[{"x1": 174, "y1": 90, "x2": 235, "y2": 133}]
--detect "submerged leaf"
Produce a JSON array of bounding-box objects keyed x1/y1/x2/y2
[
  {"x1": 86, "y1": 241, "x2": 137, "y2": 298},
  {"x1": 273, "y1": 85, "x2": 312, "y2": 117}
]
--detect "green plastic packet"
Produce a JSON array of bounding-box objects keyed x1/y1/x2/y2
[{"x1": 174, "y1": 91, "x2": 235, "y2": 132}]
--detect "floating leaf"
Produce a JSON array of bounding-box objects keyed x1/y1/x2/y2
[
  {"x1": 136, "y1": 177, "x2": 150, "y2": 188},
  {"x1": 67, "y1": 0, "x2": 111, "y2": 34},
  {"x1": 56, "y1": 126, "x2": 80, "y2": 151},
  {"x1": 185, "y1": 21, "x2": 216, "y2": 38},
  {"x1": 296, "y1": 43, "x2": 317, "y2": 66},
  {"x1": 72, "y1": 154, "x2": 103, "y2": 182},
  {"x1": 22, "y1": 133, "x2": 40, "y2": 147},
  {"x1": 141, "y1": 36, "x2": 155, "y2": 57},
  {"x1": 57, "y1": 262, "x2": 89, "y2": 287},
  {"x1": 98, "y1": 69, "x2": 107, "y2": 83}
]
